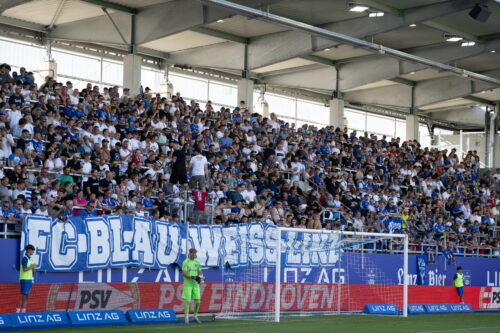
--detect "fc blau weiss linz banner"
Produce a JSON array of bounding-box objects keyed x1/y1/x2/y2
[{"x1": 21, "y1": 215, "x2": 343, "y2": 272}]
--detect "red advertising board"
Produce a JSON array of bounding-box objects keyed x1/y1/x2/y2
[{"x1": 0, "y1": 283, "x2": 493, "y2": 313}]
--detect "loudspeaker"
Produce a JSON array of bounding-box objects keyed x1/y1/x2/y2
[{"x1": 469, "y1": 4, "x2": 491, "y2": 22}]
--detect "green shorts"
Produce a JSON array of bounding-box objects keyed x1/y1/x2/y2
[
  {"x1": 189, "y1": 175, "x2": 206, "y2": 190},
  {"x1": 182, "y1": 283, "x2": 201, "y2": 300}
]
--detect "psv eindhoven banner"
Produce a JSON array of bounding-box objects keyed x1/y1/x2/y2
[
  {"x1": 21, "y1": 215, "x2": 342, "y2": 272},
  {"x1": 0, "y1": 283, "x2": 492, "y2": 313}
]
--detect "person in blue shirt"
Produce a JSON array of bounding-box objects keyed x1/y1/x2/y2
[
  {"x1": 189, "y1": 122, "x2": 199, "y2": 139},
  {"x1": 383, "y1": 200, "x2": 398, "y2": 214},
  {"x1": 453, "y1": 266, "x2": 465, "y2": 304},
  {"x1": 433, "y1": 219, "x2": 445, "y2": 240},
  {"x1": 9, "y1": 148, "x2": 24, "y2": 167},
  {"x1": 219, "y1": 132, "x2": 233, "y2": 146},
  {"x1": 141, "y1": 190, "x2": 156, "y2": 214},
  {"x1": 78, "y1": 202, "x2": 97, "y2": 217},
  {"x1": 17, "y1": 244, "x2": 36, "y2": 314},
  {"x1": 30, "y1": 132, "x2": 45, "y2": 156},
  {"x1": 102, "y1": 190, "x2": 117, "y2": 211},
  {"x1": 360, "y1": 194, "x2": 370, "y2": 211},
  {"x1": 97, "y1": 108, "x2": 109, "y2": 121}
]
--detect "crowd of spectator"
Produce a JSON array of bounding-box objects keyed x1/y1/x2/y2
[{"x1": 0, "y1": 62, "x2": 499, "y2": 257}]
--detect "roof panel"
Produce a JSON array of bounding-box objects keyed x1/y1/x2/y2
[
  {"x1": 431, "y1": 3, "x2": 500, "y2": 37},
  {"x1": 107, "y1": 0, "x2": 170, "y2": 8},
  {"x1": 3, "y1": 0, "x2": 61, "y2": 25},
  {"x1": 399, "y1": 68, "x2": 452, "y2": 81},
  {"x1": 204, "y1": 15, "x2": 287, "y2": 38},
  {"x1": 2, "y1": 0, "x2": 113, "y2": 26},
  {"x1": 375, "y1": 0, "x2": 440, "y2": 10},
  {"x1": 344, "y1": 80, "x2": 398, "y2": 92},
  {"x1": 56, "y1": 0, "x2": 110, "y2": 25},
  {"x1": 420, "y1": 98, "x2": 472, "y2": 110},
  {"x1": 252, "y1": 58, "x2": 317, "y2": 73},
  {"x1": 313, "y1": 45, "x2": 372, "y2": 61},
  {"x1": 269, "y1": 0, "x2": 364, "y2": 25},
  {"x1": 455, "y1": 52, "x2": 500, "y2": 72},
  {"x1": 471, "y1": 87, "x2": 500, "y2": 101},
  {"x1": 373, "y1": 24, "x2": 445, "y2": 49},
  {"x1": 140, "y1": 30, "x2": 226, "y2": 53}
]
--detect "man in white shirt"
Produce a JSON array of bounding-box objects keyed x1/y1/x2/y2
[
  {"x1": 189, "y1": 148, "x2": 208, "y2": 191},
  {"x1": 275, "y1": 142, "x2": 286, "y2": 162},
  {"x1": 35, "y1": 202, "x2": 49, "y2": 216},
  {"x1": 290, "y1": 156, "x2": 305, "y2": 181},
  {"x1": 1, "y1": 128, "x2": 15, "y2": 158},
  {"x1": 242, "y1": 184, "x2": 257, "y2": 203},
  {"x1": 69, "y1": 89, "x2": 80, "y2": 105},
  {"x1": 128, "y1": 132, "x2": 142, "y2": 150},
  {"x1": 8, "y1": 106, "x2": 22, "y2": 129}
]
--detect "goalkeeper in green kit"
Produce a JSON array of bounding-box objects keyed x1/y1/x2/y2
[{"x1": 182, "y1": 248, "x2": 203, "y2": 324}]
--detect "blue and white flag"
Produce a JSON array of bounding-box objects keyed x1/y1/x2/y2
[{"x1": 21, "y1": 215, "x2": 342, "y2": 272}]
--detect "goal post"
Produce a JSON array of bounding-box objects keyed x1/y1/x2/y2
[{"x1": 217, "y1": 226, "x2": 408, "y2": 322}]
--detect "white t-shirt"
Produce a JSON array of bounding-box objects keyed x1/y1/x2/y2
[
  {"x1": 8, "y1": 110, "x2": 22, "y2": 129},
  {"x1": 69, "y1": 94, "x2": 79, "y2": 105},
  {"x1": 82, "y1": 161, "x2": 92, "y2": 174},
  {"x1": 190, "y1": 154, "x2": 208, "y2": 176},
  {"x1": 35, "y1": 208, "x2": 49, "y2": 216},
  {"x1": 242, "y1": 189, "x2": 257, "y2": 203},
  {"x1": 290, "y1": 162, "x2": 305, "y2": 180}
]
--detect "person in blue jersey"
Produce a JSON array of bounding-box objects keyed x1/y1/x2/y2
[
  {"x1": 453, "y1": 266, "x2": 465, "y2": 304},
  {"x1": 78, "y1": 202, "x2": 98, "y2": 217},
  {"x1": 189, "y1": 119, "x2": 200, "y2": 139},
  {"x1": 17, "y1": 244, "x2": 36, "y2": 313},
  {"x1": 141, "y1": 190, "x2": 156, "y2": 215}
]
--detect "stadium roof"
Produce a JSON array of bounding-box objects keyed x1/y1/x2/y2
[{"x1": 1, "y1": 0, "x2": 500, "y2": 129}]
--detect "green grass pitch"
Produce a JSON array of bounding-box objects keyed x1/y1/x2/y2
[{"x1": 10, "y1": 313, "x2": 500, "y2": 333}]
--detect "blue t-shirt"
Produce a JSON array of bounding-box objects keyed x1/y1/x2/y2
[
  {"x1": 31, "y1": 140, "x2": 45, "y2": 155},
  {"x1": 21, "y1": 255, "x2": 30, "y2": 269},
  {"x1": 103, "y1": 197, "x2": 117, "y2": 207},
  {"x1": 384, "y1": 205, "x2": 397, "y2": 213},
  {"x1": 97, "y1": 108, "x2": 109, "y2": 120},
  {"x1": 78, "y1": 209, "x2": 97, "y2": 217},
  {"x1": 9, "y1": 154, "x2": 23, "y2": 164},
  {"x1": 142, "y1": 198, "x2": 153, "y2": 209},
  {"x1": 220, "y1": 137, "x2": 233, "y2": 146},
  {"x1": 189, "y1": 124, "x2": 199, "y2": 139}
]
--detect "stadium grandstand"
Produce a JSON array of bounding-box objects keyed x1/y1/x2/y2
[{"x1": 0, "y1": 0, "x2": 499, "y2": 332}]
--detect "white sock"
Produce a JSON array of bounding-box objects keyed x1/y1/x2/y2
[
  {"x1": 21, "y1": 308, "x2": 26, "y2": 313},
  {"x1": 16, "y1": 308, "x2": 20, "y2": 313}
]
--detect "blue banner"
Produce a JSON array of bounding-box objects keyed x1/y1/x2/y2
[
  {"x1": 0, "y1": 314, "x2": 11, "y2": 328},
  {"x1": 2, "y1": 215, "x2": 496, "y2": 287},
  {"x1": 364, "y1": 304, "x2": 399, "y2": 315},
  {"x1": 68, "y1": 310, "x2": 127, "y2": 325},
  {"x1": 9, "y1": 311, "x2": 69, "y2": 328},
  {"x1": 424, "y1": 304, "x2": 473, "y2": 313},
  {"x1": 417, "y1": 254, "x2": 427, "y2": 285},
  {"x1": 383, "y1": 216, "x2": 403, "y2": 233},
  {"x1": 21, "y1": 215, "x2": 341, "y2": 272},
  {"x1": 407, "y1": 304, "x2": 426, "y2": 314},
  {"x1": 127, "y1": 309, "x2": 177, "y2": 323}
]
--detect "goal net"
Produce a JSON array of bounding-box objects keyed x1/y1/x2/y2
[{"x1": 216, "y1": 227, "x2": 408, "y2": 322}]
